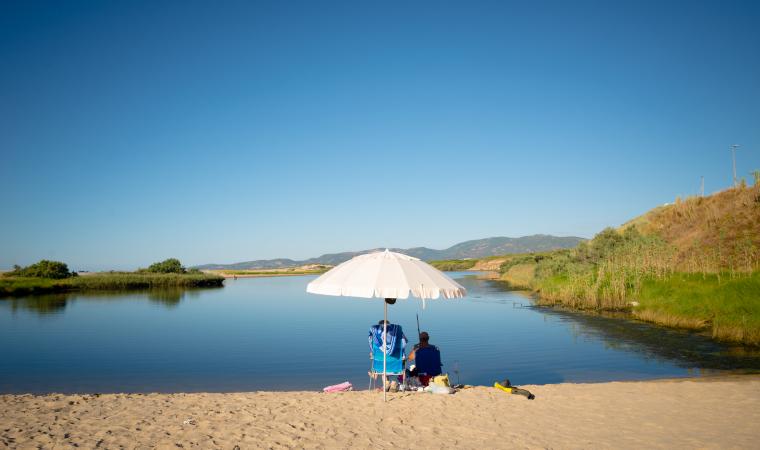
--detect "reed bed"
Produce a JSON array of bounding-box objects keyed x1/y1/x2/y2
[
  {"x1": 429, "y1": 259, "x2": 477, "y2": 271},
  {"x1": 0, "y1": 273, "x2": 224, "y2": 298},
  {"x1": 435, "y1": 185, "x2": 760, "y2": 344}
]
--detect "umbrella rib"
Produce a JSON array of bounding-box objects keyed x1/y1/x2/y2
[{"x1": 401, "y1": 259, "x2": 440, "y2": 299}]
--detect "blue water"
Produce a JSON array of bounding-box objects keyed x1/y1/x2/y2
[{"x1": 1, "y1": 273, "x2": 758, "y2": 393}]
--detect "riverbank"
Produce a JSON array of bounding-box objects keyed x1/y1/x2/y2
[
  {"x1": 531, "y1": 271, "x2": 760, "y2": 345},
  {"x1": 0, "y1": 273, "x2": 224, "y2": 298},
  {"x1": 437, "y1": 185, "x2": 760, "y2": 346},
  {"x1": 2, "y1": 377, "x2": 758, "y2": 449}
]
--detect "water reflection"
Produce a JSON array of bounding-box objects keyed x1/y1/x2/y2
[
  {"x1": 7, "y1": 294, "x2": 69, "y2": 315},
  {"x1": 537, "y1": 306, "x2": 760, "y2": 373},
  {"x1": 479, "y1": 278, "x2": 760, "y2": 374},
  {"x1": 6, "y1": 287, "x2": 212, "y2": 315}
]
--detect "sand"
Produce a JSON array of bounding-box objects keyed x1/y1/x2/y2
[{"x1": 2, "y1": 377, "x2": 759, "y2": 449}]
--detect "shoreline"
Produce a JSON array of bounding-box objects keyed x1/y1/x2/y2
[
  {"x1": 465, "y1": 269, "x2": 760, "y2": 347},
  {"x1": 202, "y1": 268, "x2": 329, "y2": 279},
  {"x1": 3, "y1": 376, "x2": 759, "y2": 449},
  {"x1": 211, "y1": 271, "x2": 326, "y2": 279},
  {"x1": 3, "y1": 372, "x2": 758, "y2": 396}
]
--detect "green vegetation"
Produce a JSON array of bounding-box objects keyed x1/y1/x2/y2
[
  {"x1": 499, "y1": 254, "x2": 541, "y2": 288},
  {"x1": 489, "y1": 184, "x2": 760, "y2": 345},
  {"x1": 0, "y1": 277, "x2": 64, "y2": 297},
  {"x1": 529, "y1": 227, "x2": 677, "y2": 309},
  {"x1": 429, "y1": 259, "x2": 477, "y2": 271},
  {"x1": 141, "y1": 258, "x2": 187, "y2": 274},
  {"x1": 434, "y1": 184, "x2": 760, "y2": 345},
  {"x1": 1, "y1": 258, "x2": 224, "y2": 298},
  {"x1": 5, "y1": 260, "x2": 74, "y2": 279},
  {"x1": 0, "y1": 272, "x2": 224, "y2": 297},
  {"x1": 491, "y1": 225, "x2": 760, "y2": 345},
  {"x1": 634, "y1": 272, "x2": 760, "y2": 344}
]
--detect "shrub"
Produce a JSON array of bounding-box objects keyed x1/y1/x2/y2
[
  {"x1": 5, "y1": 260, "x2": 73, "y2": 279},
  {"x1": 144, "y1": 258, "x2": 186, "y2": 274}
]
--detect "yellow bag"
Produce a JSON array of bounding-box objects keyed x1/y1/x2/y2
[{"x1": 431, "y1": 374, "x2": 450, "y2": 387}]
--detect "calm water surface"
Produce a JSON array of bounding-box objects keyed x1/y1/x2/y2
[{"x1": 1, "y1": 272, "x2": 759, "y2": 393}]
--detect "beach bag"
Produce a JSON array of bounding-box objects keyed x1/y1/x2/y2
[
  {"x1": 431, "y1": 374, "x2": 450, "y2": 388},
  {"x1": 425, "y1": 383, "x2": 455, "y2": 394}
]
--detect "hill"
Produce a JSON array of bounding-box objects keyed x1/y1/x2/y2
[
  {"x1": 194, "y1": 235, "x2": 585, "y2": 270},
  {"x1": 490, "y1": 183, "x2": 760, "y2": 345},
  {"x1": 621, "y1": 185, "x2": 760, "y2": 273}
]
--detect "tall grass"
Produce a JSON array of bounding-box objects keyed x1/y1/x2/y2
[
  {"x1": 628, "y1": 184, "x2": 760, "y2": 275},
  {"x1": 497, "y1": 193, "x2": 760, "y2": 345},
  {"x1": 429, "y1": 259, "x2": 477, "y2": 271},
  {"x1": 0, "y1": 272, "x2": 224, "y2": 298},
  {"x1": 634, "y1": 272, "x2": 760, "y2": 345},
  {"x1": 531, "y1": 229, "x2": 679, "y2": 309},
  {"x1": 500, "y1": 263, "x2": 536, "y2": 288}
]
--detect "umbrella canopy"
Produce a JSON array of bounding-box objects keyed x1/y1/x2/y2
[
  {"x1": 306, "y1": 249, "x2": 466, "y2": 400},
  {"x1": 306, "y1": 249, "x2": 467, "y2": 300}
]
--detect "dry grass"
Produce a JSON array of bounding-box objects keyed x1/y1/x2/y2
[
  {"x1": 500, "y1": 263, "x2": 535, "y2": 288},
  {"x1": 522, "y1": 185, "x2": 760, "y2": 345},
  {"x1": 623, "y1": 184, "x2": 760, "y2": 274}
]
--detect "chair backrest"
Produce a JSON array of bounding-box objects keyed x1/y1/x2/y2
[
  {"x1": 369, "y1": 324, "x2": 404, "y2": 357},
  {"x1": 414, "y1": 345, "x2": 442, "y2": 376}
]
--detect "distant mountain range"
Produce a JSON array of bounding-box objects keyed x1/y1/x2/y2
[{"x1": 194, "y1": 234, "x2": 585, "y2": 270}]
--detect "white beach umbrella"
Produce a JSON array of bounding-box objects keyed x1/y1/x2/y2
[{"x1": 306, "y1": 249, "x2": 466, "y2": 400}]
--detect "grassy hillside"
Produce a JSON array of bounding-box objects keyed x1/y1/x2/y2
[
  {"x1": 438, "y1": 184, "x2": 760, "y2": 345},
  {"x1": 622, "y1": 184, "x2": 760, "y2": 273},
  {"x1": 533, "y1": 184, "x2": 760, "y2": 344}
]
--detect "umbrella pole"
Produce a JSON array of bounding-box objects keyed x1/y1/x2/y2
[{"x1": 383, "y1": 300, "x2": 387, "y2": 402}]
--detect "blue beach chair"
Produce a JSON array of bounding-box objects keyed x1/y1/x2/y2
[
  {"x1": 368, "y1": 323, "x2": 407, "y2": 391},
  {"x1": 413, "y1": 345, "x2": 443, "y2": 378}
]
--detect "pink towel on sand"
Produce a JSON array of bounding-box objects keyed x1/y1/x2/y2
[{"x1": 323, "y1": 381, "x2": 352, "y2": 393}]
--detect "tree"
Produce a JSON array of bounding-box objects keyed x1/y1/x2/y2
[
  {"x1": 7, "y1": 260, "x2": 73, "y2": 279},
  {"x1": 145, "y1": 258, "x2": 186, "y2": 274}
]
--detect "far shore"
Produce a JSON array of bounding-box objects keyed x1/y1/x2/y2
[
  {"x1": 203, "y1": 267, "x2": 330, "y2": 279},
  {"x1": 212, "y1": 271, "x2": 322, "y2": 278},
  {"x1": 2, "y1": 376, "x2": 759, "y2": 449}
]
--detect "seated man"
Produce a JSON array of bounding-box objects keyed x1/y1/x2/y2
[{"x1": 408, "y1": 331, "x2": 442, "y2": 386}]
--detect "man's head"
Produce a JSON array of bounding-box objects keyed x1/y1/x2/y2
[
  {"x1": 378, "y1": 319, "x2": 389, "y2": 326},
  {"x1": 419, "y1": 331, "x2": 429, "y2": 343}
]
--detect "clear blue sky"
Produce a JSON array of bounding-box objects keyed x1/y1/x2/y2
[{"x1": 2, "y1": 1, "x2": 759, "y2": 270}]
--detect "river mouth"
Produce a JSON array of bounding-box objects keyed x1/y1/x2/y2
[{"x1": 1, "y1": 272, "x2": 758, "y2": 394}]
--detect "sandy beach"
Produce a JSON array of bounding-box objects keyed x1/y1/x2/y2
[{"x1": 2, "y1": 377, "x2": 759, "y2": 449}]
